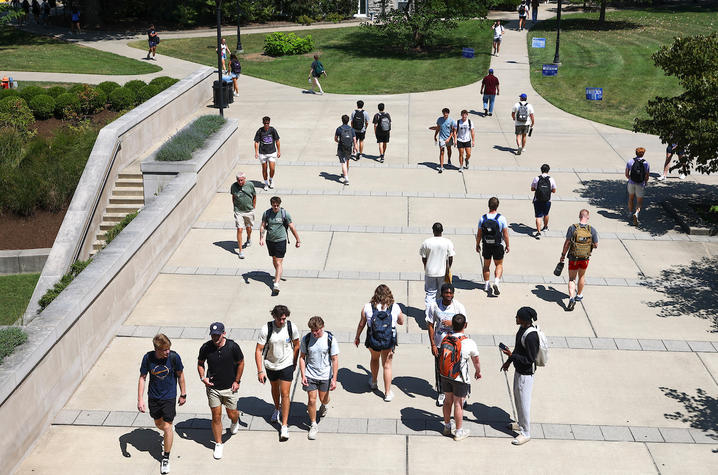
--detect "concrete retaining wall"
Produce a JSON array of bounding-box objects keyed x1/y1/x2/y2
[
  {"x1": 0, "y1": 249, "x2": 51, "y2": 275},
  {"x1": 0, "y1": 119, "x2": 239, "y2": 475}
]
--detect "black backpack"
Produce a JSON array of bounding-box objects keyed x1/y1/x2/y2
[
  {"x1": 352, "y1": 110, "x2": 365, "y2": 131},
  {"x1": 339, "y1": 125, "x2": 354, "y2": 151},
  {"x1": 519, "y1": 4, "x2": 526, "y2": 14},
  {"x1": 630, "y1": 158, "x2": 646, "y2": 183},
  {"x1": 262, "y1": 207, "x2": 290, "y2": 244},
  {"x1": 262, "y1": 320, "x2": 295, "y2": 359},
  {"x1": 302, "y1": 331, "x2": 334, "y2": 354},
  {"x1": 481, "y1": 213, "x2": 502, "y2": 245},
  {"x1": 367, "y1": 306, "x2": 395, "y2": 351},
  {"x1": 534, "y1": 175, "x2": 552, "y2": 202}
]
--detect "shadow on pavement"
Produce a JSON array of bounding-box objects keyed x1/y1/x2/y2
[
  {"x1": 241, "y1": 271, "x2": 274, "y2": 290},
  {"x1": 319, "y1": 171, "x2": 343, "y2": 184},
  {"x1": 213, "y1": 240, "x2": 238, "y2": 255},
  {"x1": 338, "y1": 365, "x2": 371, "y2": 394},
  {"x1": 493, "y1": 145, "x2": 516, "y2": 155},
  {"x1": 175, "y1": 420, "x2": 232, "y2": 449},
  {"x1": 238, "y1": 395, "x2": 274, "y2": 417},
  {"x1": 660, "y1": 386, "x2": 718, "y2": 443},
  {"x1": 453, "y1": 277, "x2": 483, "y2": 293},
  {"x1": 509, "y1": 222, "x2": 535, "y2": 236},
  {"x1": 418, "y1": 161, "x2": 439, "y2": 171},
  {"x1": 400, "y1": 304, "x2": 427, "y2": 330},
  {"x1": 393, "y1": 375, "x2": 436, "y2": 400},
  {"x1": 401, "y1": 406, "x2": 443, "y2": 434},
  {"x1": 118, "y1": 428, "x2": 163, "y2": 461},
  {"x1": 466, "y1": 401, "x2": 513, "y2": 425},
  {"x1": 531, "y1": 284, "x2": 568, "y2": 310}
]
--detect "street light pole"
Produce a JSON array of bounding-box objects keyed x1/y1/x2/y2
[
  {"x1": 216, "y1": 0, "x2": 224, "y2": 117},
  {"x1": 236, "y1": 0, "x2": 243, "y2": 52},
  {"x1": 553, "y1": 0, "x2": 562, "y2": 65}
]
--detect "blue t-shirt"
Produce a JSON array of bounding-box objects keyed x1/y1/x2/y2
[
  {"x1": 436, "y1": 117, "x2": 456, "y2": 140},
  {"x1": 140, "y1": 350, "x2": 184, "y2": 400}
]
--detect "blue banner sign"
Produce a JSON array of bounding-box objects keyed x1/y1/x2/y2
[
  {"x1": 542, "y1": 64, "x2": 558, "y2": 77},
  {"x1": 586, "y1": 87, "x2": 603, "y2": 100},
  {"x1": 532, "y1": 38, "x2": 546, "y2": 48},
  {"x1": 461, "y1": 47, "x2": 474, "y2": 58}
]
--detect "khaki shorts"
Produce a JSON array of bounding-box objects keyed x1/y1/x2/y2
[
  {"x1": 626, "y1": 181, "x2": 645, "y2": 198},
  {"x1": 206, "y1": 387, "x2": 239, "y2": 410},
  {"x1": 234, "y1": 210, "x2": 254, "y2": 228}
]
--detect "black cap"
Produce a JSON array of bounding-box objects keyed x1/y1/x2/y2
[{"x1": 209, "y1": 322, "x2": 225, "y2": 335}]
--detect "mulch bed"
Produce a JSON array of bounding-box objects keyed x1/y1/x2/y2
[{"x1": 0, "y1": 207, "x2": 68, "y2": 250}]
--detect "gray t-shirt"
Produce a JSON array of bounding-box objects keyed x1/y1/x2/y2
[
  {"x1": 300, "y1": 331, "x2": 340, "y2": 380},
  {"x1": 350, "y1": 109, "x2": 370, "y2": 133}
]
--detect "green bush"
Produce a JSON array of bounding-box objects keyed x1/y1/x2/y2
[
  {"x1": 0, "y1": 97, "x2": 35, "y2": 139},
  {"x1": 38, "y1": 258, "x2": 92, "y2": 311},
  {"x1": 75, "y1": 85, "x2": 106, "y2": 114},
  {"x1": 54, "y1": 92, "x2": 80, "y2": 119},
  {"x1": 149, "y1": 76, "x2": 179, "y2": 91},
  {"x1": 156, "y1": 114, "x2": 226, "y2": 161},
  {"x1": 0, "y1": 88, "x2": 20, "y2": 100},
  {"x1": 325, "y1": 12, "x2": 344, "y2": 23},
  {"x1": 104, "y1": 210, "x2": 139, "y2": 245},
  {"x1": 136, "y1": 84, "x2": 160, "y2": 103},
  {"x1": 0, "y1": 327, "x2": 28, "y2": 364},
  {"x1": 124, "y1": 79, "x2": 147, "y2": 95},
  {"x1": 0, "y1": 127, "x2": 25, "y2": 170},
  {"x1": 97, "y1": 81, "x2": 121, "y2": 95},
  {"x1": 46, "y1": 86, "x2": 67, "y2": 98},
  {"x1": 68, "y1": 84, "x2": 86, "y2": 95},
  {"x1": 19, "y1": 85, "x2": 44, "y2": 102},
  {"x1": 108, "y1": 87, "x2": 136, "y2": 111},
  {"x1": 29, "y1": 94, "x2": 56, "y2": 120},
  {"x1": 296, "y1": 14, "x2": 313, "y2": 26},
  {"x1": 263, "y1": 32, "x2": 315, "y2": 57}
]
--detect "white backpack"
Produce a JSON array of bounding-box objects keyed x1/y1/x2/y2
[{"x1": 521, "y1": 326, "x2": 548, "y2": 367}]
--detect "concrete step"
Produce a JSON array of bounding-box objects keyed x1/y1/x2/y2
[
  {"x1": 109, "y1": 196, "x2": 144, "y2": 205},
  {"x1": 118, "y1": 172, "x2": 142, "y2": 180},
  {"x1": 114, "y1": 180, "x2": 143, "y2": 189},
  {"x1": 103, "y1": 213, "x2": 127, "y2": 223},
  {"x1": 99, "y1": 221, "x2": 117, "y2": 231},
  {"x1": 92, "y1": 239, "x2": 106, "y2": 251},
  {"x1": 105, "y1": 204, "x2": 141, "y2": 214}
]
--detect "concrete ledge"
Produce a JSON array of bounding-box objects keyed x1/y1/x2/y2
[{"x1": 0, "y1": 248, "x2": 51, "y2": 275}]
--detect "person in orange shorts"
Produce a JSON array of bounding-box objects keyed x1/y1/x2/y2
[{"x1": 559, "y1": 209, "x2": 598, "y2": 311}]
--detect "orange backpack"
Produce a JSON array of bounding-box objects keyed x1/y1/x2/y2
[{"x1": 438, "y1": 334, "x2": 467, "y2": 380}]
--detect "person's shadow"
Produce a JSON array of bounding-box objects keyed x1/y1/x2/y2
[
  {"x1": 418, "y1": 161, "x2": 440, "y2": 171},
  {"x1": 399, "y1": 304, "x2": 427, "y2": 330},
  {"x1": 175, "y1": 417, "x2": 244, "y2": 450},
  {"x1": 118, "y1": 428, "x2": 163, "y2": 461},
  {"x1": 241, "y1": 270, "x2": 274, "y2": 290},
  {"x1": 392, "y1": 375, "x2": 436, "y2": 400},
  {"x1": 337, "y1": 365, "x2": 372, "y2": 395},
  {"x1": 493, "y1": 145, "x2": 516, "y2": 155},
  {"x1": 213, "y1": 240, "x2": 239, "y2": 256},
  {"x1": 531, "y1": 284, "x2": 569, "y2": 310},
  {"x1": 319, "y1": 171, "x2": 343, "y2": 184},
  {"x1": 509, "y1": 223, "x2": 535, "y2": 236},
  {"x1": 400, "y1": 406, "x2": 444, "y2": 434}
]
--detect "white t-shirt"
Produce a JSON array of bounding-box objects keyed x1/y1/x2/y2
[
  {"x1": 493, "y1": 25, "x2": 504, "y2": 39},
  {"x1": 531, "y1": 174, "x2": 557, "y2": 201},
  {"x1": 363, "y1": 302, "x2": 402, "y2": 327},
  {"x1": 419, "y1": 236, "x2": 456, "y2": 278},
  {"x1": 444, "y1": 333, "x2": 479, "y2": 382},
  {"x1": 456, "y1": 119, "x2": 474, "y2": 143},
  {"x1": 426, "y1": 299, "x2": 467, "y2": 348},
  {"x1": 512, "y1": 102, "x2": 535, "y2": 126},
  {"x1": 257, "y1": 321, "x2": 301, "y2": 371},
  {"x1": 300, "y1": 331, "x2": 340, "y2": 380}
]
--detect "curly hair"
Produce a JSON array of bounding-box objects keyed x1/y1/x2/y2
[{"x1": 370, "y1": 284, "x2": 394, "y2": 308}]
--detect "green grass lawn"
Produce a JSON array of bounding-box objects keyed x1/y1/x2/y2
[
  {"x1": 0, "y1": 28, "x2": 161, "y2": 75},
  {"x1": 0, "y1": 273, "x2": 39, "y2": 325},
  {"x1": 129, "y1": 21, "x2": 493, "y2": 94},
  {"x1": 527, "y1": 8, "x2": 718, "y2": 130}
]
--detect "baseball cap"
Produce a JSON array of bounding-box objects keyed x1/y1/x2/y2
[
  {"x1": 488, "y1": 68, "x2": 494, "y2": 74},
  {"x1": 209, "y1": 322, "x2": 225, "y2": 335},
  {"x1": 519, "y1": 93, "x2": 527, "y2": 100}
]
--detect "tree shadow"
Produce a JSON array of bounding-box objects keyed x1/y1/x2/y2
[
  {"x1": 509, "y1": 222, "x2": 535, "y2": 236},
  {"x1": 531, "y1": 284, "x2": 568, "y2": 310},
  {"x1": 118, "y1": 428, "x2": 163, "y2": 462},
  {"x1": 319, "y1": 171, "x2": 343, "y2": 184},
  {"x1": 659, "y1": 386, "x2": 718, "y2": 442},
  {"x1": 640, "y1": 257, "x2": 718, "y2": 332},
  {"x1": 530, "y1": 17, "x2": 640, "y2": 33},
  {"x1": 400, "y1": 304, "x2": 427, "y2": 330},
  {"x1": 241, "y1": 270, "x2": 274, "y2": 290},
  {"x1": 392, "y1": 375, "x2": 436, "y2": 400},
  {"x1": 337, "y1": 365, "x2": 372, "y2": 394},
  {"x1": 213, "y1": 240, "x2": 238, "y2": 256}
]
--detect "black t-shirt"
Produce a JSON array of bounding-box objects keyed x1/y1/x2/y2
[
  {"x1": 373, "y1": 112, "x2": 391, "y2": 135},
  {"x1": 254, "y1": 126, "x2": 280, "y2": 155},
  {"x1": 148, "y1": 29, "x2": 156, "y2": 41},
  {"x1": 198, "y1": 339, "x2": 244, "y2": 390},
  {"x1": 510, "y1": 326, "x2": 539, "y2": 375}
]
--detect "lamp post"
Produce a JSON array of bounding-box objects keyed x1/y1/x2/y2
[
  {"x1": 553, "y1": 0, "x2": 562, "y2": 65},
  {"x1": 216, "y1": 0, "x2": 224, "y2": 117},
  {"x1": 235, "y1": 0, "x2": 243, "y2": 52}
]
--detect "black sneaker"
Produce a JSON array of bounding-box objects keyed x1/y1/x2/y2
[
  {"x1": 492, "y1": 283, "x2": 501, "y2": 296},
  {"x1": 484, "y1": 108, "x2": 488, "y2": 115},
  {"x1": 447, "y1": 158, "x2": 452, "y2": 165},
  {"x1": 379, "y1": 156, "x2": 384, "y2": 163},
  {"x1": 535, "y1": 231, "x2": 541, "y2": 239},
  {"x1": 438, "y1": 168, "x2": 443, "y2": 174},
  {"x1": 488, "y1": 113, "x2": 493, "y2": 116},
  {"x1": 567, "y1": 299, "x2": 576, "y2": 311}
]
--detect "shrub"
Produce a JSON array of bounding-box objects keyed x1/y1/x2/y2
[
  {"x1": 136, "y1": 84, "x2": 160, "y2": 103},
  {"x1": 124, "y1": 79, "x2": 147, "y2": 95},
  {"x1": 192, "y1": 114, "x2": 226, "y2": 136},
  {"x1": 104, "y1": 210, "x2": 139, "y2": 245},
  {"x1": 46, "y1": 86, "x2": 67, "y2": 98},
  {"x1": 0, "y1": 127, "x2": 25, "y2": 170},
  {"x1": 29, "y1": 94, "x2": 56, "y2": 120},
  {"x1": 96, "y1": 81, "x2": 121, "y2": 95},
  {"x1": 75, "y1": 85, "x2": 106, "y2": 114},
  {"x1": 0, "y1": 97, "x2": 35, "y2": 139},
  {"x1": 108, "y1": 87, "x2": 136, "y2": 111},
  {"x1": 68, "y1": 83, "x2": 87, "y2": 95},
  {"x1": 149, "y1": 76, "x2": 178, "y2": 91},
  {"x1": 296, "y1": 14, "x2": 313, "y2": 26},
  {"x1": 156, "y1": 114, "x2": 226, "y2": 161},
  {"x1": 0, "y1": 327, "x2": 28, "y2": 364},
  {"x1": 38, "y1": 258, "x2": 92, "y2": 311},
  {"x1": 19, "y1": 85, "x2": 44, "y2": 102},
  {"x1": 325, "y1": 12, "x2": 344, "y2": 23},
  {"x1": 0, "y1": 88, "x2": 20, "y2": 100},
  {"x1": 54, "y1": 92, "x2": 80, "y2": 119},
  {"x1": 263, "y1": 32, "x2": 314, "y2": 57}
]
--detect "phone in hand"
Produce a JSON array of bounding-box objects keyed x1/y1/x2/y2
[{"x1": 499, "y1": 342, "x2": 508, "y2": 351}]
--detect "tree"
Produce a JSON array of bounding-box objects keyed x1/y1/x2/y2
[
  {"x1": 0, "y1": 4, "x2": 23, "y2": 25},
  {"x1": 369, "y1": 0, "x2": 489, "y2": 51},
  {"x1": 599, "y1": 0, "x2": 606, "y2": 23},
  {"x1": 634, "y1": 33, "x2": 718, "y2": 175}
]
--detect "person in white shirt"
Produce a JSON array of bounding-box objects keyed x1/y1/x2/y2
[
  {"x1": 492, "y1": 20, "x2": 505, "y2": 56},
  {"x1": 354, "y1": 284, "x2": 406, "y2": 402},
  {"x1": 511, "y1": 93, "x2": 535, "y2": 155},
  {"x1": 419, "y1": 223, "x2": 456, "y2": 319},
  {"x1": 439, "y1": 314, "x2": 481, "y2": 441},
  {"x1": 426, "y1": 283, "x2": 466, "y2": 406},
  {"x1": 255, "y1": 305, "x2": 300, "y2": 441},
  {"x1": 455, "y1": 110, "x2": 475, "y2": 171}
]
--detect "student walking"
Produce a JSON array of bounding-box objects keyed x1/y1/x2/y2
[
  {"x1": 560, "y1": 209, "x2": 599, "y2": 311},
  {"x1": 373, "y1": 103, "x2": 391, "y2": 162},
  {"x1": 511, "y1": 93, "x2": 535, "y2": 155},
  {"x1": 300, "y1": 316, "x2": 340, "y2": 440},
  {"x1": 530, "y1": 164, "x2": 556, "y2": 239},
  {"x1": 70, "y1": 7, "x2": 81, "y2": 34},
  {"x1": 147, "y1": 24, "x2": 159, "y2": 60},
  {"x1": 229, "y1": 53, "x2": 241, "y2": 96},
  {"x1": 491, "y1": 20, "x2": 504, "y2": 56},
  {"x1": 531, "y1": 0, "x2": 540, "y2": 22},
  {"x1": 354, "y1": 284, "x2": 406, "y2": 402},
  {"x1": 455, "y1": 110, "x2": 475, "y2": 170},
  {"x1": 501, "y1": 306, "x2": 540, "y2": 446},
  {"x1": 137, "y1": 334, "x2": 187, "y2": 474},
  {"x1": 433, "y1": 107, "x2": 456, "y2": 173},
  {"x1": 230, "y1": 172, "x2": 255, "y2": 259},
  {"x1": 439, "y1": 314, "x2": 481, "y2": 441},
  {"x1": 259, "y1": 196, "x2": 301, "y2": 296},
  {"x1": 350, "y1": 100, "x2": 370, "y2": 159},
  {"x1": 517, "y1": 1, "x2": 528, "y2": 31},
  {"x1": 476, "y1": 197, "x2": 510, "y2": 296},
  {"x1": 659, "y1": 142, "x2": 688, "y2": 181},
  {"x1": 253, "y1": 116, "x2": 281, "y2": 191},
  {"x1": 334, "y1": 114, "x2": 358, "y2": 185},
  {"x1": 419, "y1": 222, "x2": 456, "y2": 318},
  {"x1": 480, "y1": 69, "x2": 500, "y2": 117},
  {"x1": 217, "y1": 38, "x2": 230, "y2": 73},
  {"x1": 255, "y1": 305, "x2": 300, "y2": 441},
  {"x1": 308, "y1": 54, "x2": 327, "y2": 95},
  {"x1": 626, "y1": 147, "x2": 650, "y2": 226}
]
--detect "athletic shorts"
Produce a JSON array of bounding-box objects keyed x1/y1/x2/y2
[
  {"x1": 355, "y1": 131, "x2": 366, "y2": 141},
  {"x1": 266, "y1": 364, "x2": 295, "y2": 382},
  {"x1": 666, "y1": 145, "x2": 684, "y2": 155},
  {"x1": 626, "y1": 182, "x2": 645, "y2": 198},
  {"x1": 234, "y1": 210, "x2": 254, "y2": 229},
  {"x1": 337, "y1": 147, "x2": 351, "y2": 163},
  {"x1": 493, "y1": 37, "x2": 502, "y2": 43},
  {"x1": 438, "y1": 138, "x2": 454, "y2": 149},
  {"x1": 149, "y1": 398, "x2": 176, "y2": 423},
  {"x1": 533, "y1": 200, "x2": 551, "y2": 218},
  {"x1": 303, "y1": 377, "x2": 330, "y2": 392},
  {"x1": 515, "y1": 124, "x2": 530, "y2": 135},
  {"x1": 267, "y1": 239, "x2": 287, "y2": 258},
  {"x1": 441, "y1": 377, "x2": 470, "y2": 398},
  {"x1": 258, "y1": 152, "x2": 277, "y2": 163},
  {"x1": 457, "y1": 140, "x2": 471, "y2": 149},
  {"x1": 375, "y1": 132, "x2": 390, "y2": 143},
  {"x1": 482, "y1": 244, "x2": 505, "y2": 261},
  {"x1": 206, "y1": 387, "x2": 239, "y2": 410},
  {"x1": 568, "y1": 259, "x2": 589, "y2": 271}
]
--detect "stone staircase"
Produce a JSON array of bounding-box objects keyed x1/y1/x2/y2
[{"x1": 89, "y1": 165, "x2": 144, "y2": 257}]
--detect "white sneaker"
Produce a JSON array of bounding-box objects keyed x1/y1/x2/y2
[
  {"x1": 443, "y1": 420, "x2": 456, "y2": 436},
  {"x1": 308, "y1": 422, "x2": 319, "y2": 440},
  {"x1": 436, "y1": 393, "x2": 445, "y2": 406},
  {"x1": 280, "y1": 425, "x2": 289, "y2": 441},
  {"x1": 268, "y1": 179, "x2": 274, "y2": 189},
  {"x1": 270, "y1": 409, "x2": 280, "y2": 423},
  {"x1": 368, "y1": 377, "x2": 378, "y2": 390},
  {"x1": 339, "y1": 176, "x2": 345, "y2": 183},
  {"x1": 263, "y1": 182, "x2": 269, "y2": 191},
  {"x1": 213, "y1": 442, "x2": 224, "y2": 459},
  {"x1": 454, "y1": 428, "x2": 470, "y2": 441},
  {"x1": 384, "y1": 390, "x2": 394, "y2": 402},
  {"x1": 238, "y1": 251, "x2": 244, "y2": 260},
  {"x1": 679, "y1": 173, "x2": 686, "y2": 180},
  {"x1": 522, "y1": 145, "x2": 527, "y2": 152},
  {"x1": 657, "y1": 175, "x2": 666, "y2": 181},
  {"x1": 230, "y1": 420, "x2": 239, "y2": 434},
  {"x1": 160, "y1": 458, "x2": 170, "y2": 474},
  {"x1": 512, "y1": 434, "x2": 531, "y2": 445}
]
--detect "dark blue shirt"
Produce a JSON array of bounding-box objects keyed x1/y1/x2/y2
[{"x1": 140, "y1": 350, "x2": 184, "y2": 400}]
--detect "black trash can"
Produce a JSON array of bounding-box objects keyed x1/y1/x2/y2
[{"x1": 213, "y1": 80, "x2": 233, "y2": 107}]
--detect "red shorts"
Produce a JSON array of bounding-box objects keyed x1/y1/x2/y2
[{"x1": 568, "y1": 259, "x2": 589, "y2": 270}]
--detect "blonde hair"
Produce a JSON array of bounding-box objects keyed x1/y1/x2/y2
[
  {"x1": 370, "y1": 284, "x2": 394, "y2": 308},
  {"x1": 308, "y1": 316, "x2": 324, "y2": 330},
  {"x1": 152, "y1": 333, "x2": 171, "y2": 350}
]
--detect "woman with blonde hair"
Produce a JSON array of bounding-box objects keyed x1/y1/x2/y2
[{"x1": 354, "y1": 284, "x2": 405, "y2": 402}]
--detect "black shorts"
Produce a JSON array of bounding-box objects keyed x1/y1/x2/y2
[
  {"x1": 457, "y1": 140, "x2": 472, "y2": 149},
  {"x1": 375, "y1": 132, "x2": 390, "y2": 143},
  {"x1": 355, "y1": 131, "x2": 366, "y2": 141},
  {"x1": 482, "y1": 244, "x2": 505, "y2": 261},
  {"x1": 266, "y1": 365, "x2": 295, "y2": 382},
  {"x1": 267, "y1": 239, "x2": 287, "y2": 258},
  {"x1": 149, "y1": 398, "x2": 176, "y2": 423},
  {"x1": 533, "y1": 200, "x2": 551, "y2": 218}
]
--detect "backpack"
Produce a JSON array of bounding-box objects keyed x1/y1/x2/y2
[
  {"x1": 367, "y1": 305, "x2": 395, "y2": 351},
  {"x1": 519, "y1": 4, "x2": 526, "y2": 14},
  {"x1": 521, "y1": 326, "x2": 548, "y2": 367},
  {"x1": 262, "y1": 320, "x2": 294, "y2": 359},
  {"x1": 438, "y1": 334, "x2": 467, "y2": 380},
  {"x1": 569, "y1": 224, "x2": 593, "y2": 259},
  {"x1": 516, "y1": 102, "x2": 529, "y2": 122},
  {"x1": 629, "y1": 158, "x2": 646, "y2": 183},
  {"x1": 312, "y1": 61, "x2": 324, "y2": 76},
  {"x1": 351, "y1": 110, "x2": 365, "y2": 131},
  {"x1": 302, "y1": 331, "x2": 334, "y2": 356},
  {"x1": 534, "y1": 175, "x2": 552, "y2": 202},
  {"x1": 262, "y1": 207, "x2": 290, "y2": 244},
  {"x1": 379, "y1": 113, "x2": 391, "y2": 132},
  {"x1": 339, "y1": 125, "x2": 354, "y2": 151},
  {"x1": 481, "y1": 213, "x2": 502, "y2": 245},
  {"x1": 231, "y1": 60, "x2": 241, "y2": 75}
]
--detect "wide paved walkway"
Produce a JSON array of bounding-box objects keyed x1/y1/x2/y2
[{"x1": 17, "y1": 12, "x2": 718, "y2": 475}]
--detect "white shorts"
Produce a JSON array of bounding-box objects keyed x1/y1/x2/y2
[
  {"x1": 234, "y1": 210, "x2": 254, "y2": 228},
  {"x1": 258, "y1": 153, "x2": 277, "y2": 163},
  {"x1": 626, "y1": 182, "x2": 645, "y2": 198}
]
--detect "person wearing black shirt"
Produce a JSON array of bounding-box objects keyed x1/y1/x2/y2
[
  {"x1": 197, "y1": 322, "x2": 245, "y2": 459},
  {"x1": 147, "y1": 24, "x2": 159, "y2": 60},
  {"x1": 501, "y1": 306, "x2": 539, "y2": 446},
  {"x1": 253, "y1": 116, "x2": 281, "y2": 191}
]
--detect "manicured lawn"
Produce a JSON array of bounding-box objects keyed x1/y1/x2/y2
[
  {"x1": 0, "y1": 28, "x2": 161, "y2": 75},
  {"x1": 527, "y1": 8, "x2": 717, "y2": 130},
  {"x1": 0, "y1": 273, "x2": 39, "y2": 325},
  {"x1": 128, "y1": 21, "x2": 493, "y2": 94}
]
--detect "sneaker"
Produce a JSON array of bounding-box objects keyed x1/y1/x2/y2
[
  {"x1": 272, "y1": 283, "x2": 280, "y2": 296},
  {"x1": 213, "y1": 442, "x2": 224, "y2": 459},
  {"x1": 575, "y1": 295, "x2": 583, "y2": 302},
  {"x1": 484, "y1": 108, "x2": 488, "y2": 115},
  {"x1": 280, "y1": 425, "x2": 289, "y2": 441},
  {"x1": 234, "y1": 92, "x2": 239, "y2": 97},
  {"x1": 447, "y1": 158, "x2": 452, "y2": 165},
  {"x1": 238, "y1": 251, "x2": 245, "y2": 259},
  {"x1": 339, "y1": 176, "x2": 346, "y2": 183},
  {"x1": 459, "y1": 168, "x2": 463, "y2": 173},
  {"x1": 512, "y1": 434, "x2": 531, "y2": 445},
  {"x1": 493, "y1": 283, "x2": 501, "y2": 296},
  {"x1": 454, "y1": 428, "x2": 470, "y2": 441},
  {"x1": 368, "y1": 377, "x2": 378, "y2": 390},
  {"x1": 317, "y1": 404, "x2": 328, "y2": 418},
  {"x1": 161, "y1": 458, "x2": 170, "y2": 474},
  {"x1": 488, "y1": 113, "x2": 493, "y2": 116},
  {"x1": 344, "y1": 179, "x2": 349, "y2": 186},
  {"x1": 567, "y1": 298, "x2": 576, "y2": 311},
  {"x1": 507, "y1": 422, "x2": 521, "y2": 432},
  {"x1": 438, "y1": 168, "x2": 443, "y2": 174},
  {"x1": 436, "y1": 393, "x2": 445, "y2": 407},
  {"x1": 657, "y1": 175, "x2": 666, "y2": 181},
  {"x1": 230, "y1": 420, "x2": 239, "y2": 434},
  {"x1": 270, "y1": 409, "x2": 280, "y2": 423},
  {"x1": 308, "y1": 422, "x2": 319, "y2": 440},
  {"x1": 516, "y1": 147, "x2": 522, "y2": 156},
  {"x1": 535, "y1": 231, "x2": 541, "y2": 239},
  {"x1": 483, "y1": 282, "x2": 490, "y2": 292},
  {"x1": 263, "y1": 183, "x2": 269, "y2": 191},
  {"x1": 632, "y1": 213, "x2": 638, "y2": 226},
  {"x1": 244, "y1": 239, "x2": 251, "y2": 248},
  {"x1": 384, "y1": 391, "x2": 394, "y2": 402},
  {"x1": 268, "y1": 180, "x2": 274, "y2": 189},
  {"x1": 522, "y1": 145, "x2": 527, "y2": 152},
  {"x1": 679, "y1": 173, "x2": 686, "y2": 180},
  {"x1": 541, "y1": 225, "x2": 548, "y2": 232},
  {"x1": 442, "y1": 420, "x2": 455, "y2": 436}
]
